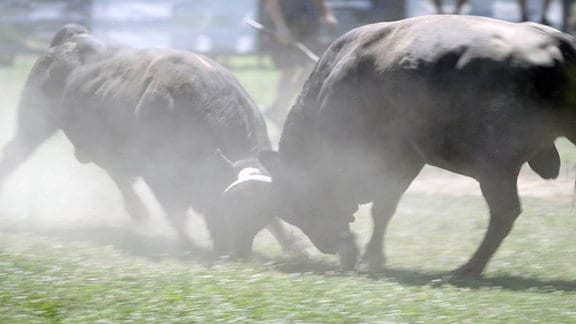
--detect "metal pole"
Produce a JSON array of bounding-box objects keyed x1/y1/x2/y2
[{"x1": 244, "y1": 18, "x2": 320, "y2": 63}]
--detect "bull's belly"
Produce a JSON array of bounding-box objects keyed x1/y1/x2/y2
[
  {"x1": 408, "y1": 137, "x2": 479, "y2": 179},
  {"x1": 63, "y1": 124, "x2": 142, "y2": 174},
  {"x1": 73, "y1": 144, "x2": 143, "y2": 175}
]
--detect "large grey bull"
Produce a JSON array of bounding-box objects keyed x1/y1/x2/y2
[
  {"x1": 0, "y1": 24, "x2": 295, "y2": 255},
  {"x1": 259, "y1": 15, "x2": 576, "y2": 276}
]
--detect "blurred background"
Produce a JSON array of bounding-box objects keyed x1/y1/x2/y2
[{"x1": 0, "y1": 0, "x2": 574, "y2": 67}]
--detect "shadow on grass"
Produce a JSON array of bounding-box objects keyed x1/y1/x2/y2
[
  {"x1": 269, "y1": 260, "x2": 576, "y2": 292},
  {"x1": 370, "y1": 267, "x2": 576, "y2": 292},
  {"x1": 0, "y1": 224, "x2": 215, "y2": 264},
  {"x1": 3, "y1": 224, "x2": 574, "y2": 292}
]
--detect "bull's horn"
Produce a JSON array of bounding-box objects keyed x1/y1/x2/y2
[{"x1": 215, "y1": 149, "x2": 234, "y2": 168}]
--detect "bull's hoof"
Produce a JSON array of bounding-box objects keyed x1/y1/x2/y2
[
  {"x1": 360, "y1": 251, "x2": 386, "y2": 273},
  {"x1": 231, "y1": 247, "x2": 253, "y2": 260},
  {"x1": 211, "y1": 241, "x2": 231, "y2": 258},
  {"x1": 129, "y1": 211, "x2": 149, "y2": 223},
  {"x1": 282, "y1": 239, "x2": 309, "y2": 258},
  {"x1": 368, "y1": 259, "x2": 385, "y2": 274},
  {"x1": 176, "y1": 236, "x2": 200, "y2": 254},
  {"x1": 338, "y1": 240, "x2": 359, "y2": 271},
  {"x1": 126, "y1": 203, "x2": 150, "y2": 223},
  {"x1": 74, "y1": 149, "x2": 90, "y2": 164},
  {"x1": 449, "y1": 264, "x2": 484, "y2": 279}
]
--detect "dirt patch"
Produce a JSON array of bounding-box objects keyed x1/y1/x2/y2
[{"x1": 409, "y1": 165, "x2": 575, "y2": 202}]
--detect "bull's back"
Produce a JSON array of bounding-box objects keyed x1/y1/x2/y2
[
  {"x1": 61, "y1": 47, "x2": 268, "y2": 168},
  {"x1": 133, "y1": 50, "x2": 270, "y2": 161},
  {"x1": 60, "y1": 48, "x2": 156, "y2": 166},
  {"x1": 281, "y1": 15, "x2": 576, "y2": 178},
  {"x1": 363, "y1": 17, "x2": 573, "y2": 162},
  {"x1": 316, "y1": 15, "x2": 572, "y2": 117}
]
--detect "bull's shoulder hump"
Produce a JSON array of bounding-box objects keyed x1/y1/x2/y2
[
  {"x1": 142, "y1": 49, "x2": 224, "y2": 74},
  {"x1": 346, "y1": 15, "x2": 574, "y2": 71}
]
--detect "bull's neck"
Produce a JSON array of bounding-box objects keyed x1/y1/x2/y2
[{"x1": 278, "y1": 99, "x2": 324, "y2": 169}]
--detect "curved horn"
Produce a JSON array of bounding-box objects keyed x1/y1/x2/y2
[{"x1": 215, "y1": 149, "x2": 234, "y2": 168}]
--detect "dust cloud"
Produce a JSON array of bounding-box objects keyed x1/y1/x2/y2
[
  {"x1": 0, "y1": 97, "x2": 292, "y2": 259},
  {"x1": 0, "y1": 59, "x2": 574, "y2": 264},
  {"x1": 0, "y1": 110, "x2": 213, "y2": 257}
]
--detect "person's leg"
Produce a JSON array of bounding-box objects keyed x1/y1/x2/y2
[
  {"x1": 433, "y1": 0, "x2": 444, "y2": 14},
  {"x1": 540, "y1": 0, "x2": 552, "y2": 24},
  {"x1": 266, "y1": 17, "x2": 321, "y2": 128},
  {"x1": 518, "y1": 0, "x2": 529, "y2": 21},
  {"x1": 266, "y1": 65, "x2": 300, "y2": 127},
  {"x1": 454, "y1": 0, "x2": 467, "y2": 14}
]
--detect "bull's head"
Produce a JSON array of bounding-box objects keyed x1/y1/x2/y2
[
  {"x1": 259, "y1": 150, "x2": 359, "y2": 269},
  {"x1": 213, "y1": 149, "x2": 275, "y2": 257},
  {"x1": 50, "y1": 24, "x2": 89, "y2": 47}
]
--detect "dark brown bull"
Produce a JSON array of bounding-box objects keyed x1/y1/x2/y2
[
  {"x1": 259, "y1": 15, "x2": 576, "y2": 276},
  {"x1": 0, "y1": 24, "x2": 296, "y2": 255}
]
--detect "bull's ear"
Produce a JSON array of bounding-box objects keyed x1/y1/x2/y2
[
  {"x1": 258, "y1": 150, "x2": 281, "y2": 177},
  {"x1": 50, "y1": 24, "x2": 89, "y2": 47}
]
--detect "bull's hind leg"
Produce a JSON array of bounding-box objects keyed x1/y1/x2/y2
[
  {"x1": 0, "y1": 62, "x2": 59, "y2": 193},
  {"x1": 363, "y1": 160, "x2": 423, "y2": 273},
  {"x1": 0, "y1": 124, "x2": 56, "y2": 192},
  {"x1": 452, "y1": 166, "x2": 521, "y2": 277},
  {"x1": 267, "y1": 218, "x2": 307, "y2": 255},
  {"x1": 0, "y1": 137, "x2": 38, "y2": 185},
  {"x1": 107, "y1": 171, "x2": 149, "y2": 222},
  {"x1": 145, "y1": 176, "x2": 195, "y2": 250}
]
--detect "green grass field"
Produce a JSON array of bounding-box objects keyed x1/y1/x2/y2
[{"x1": 0, "y1": 55, "x2": 574, "y2": 323}]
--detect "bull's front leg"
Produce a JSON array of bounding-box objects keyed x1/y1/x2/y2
[
  {"x1": 364, "y1": 183, "x2": 415, "y2": 272},
  {"x1": 363, "y1": 160, "x2": 423, "y2": 273},
  {"x1": 364, "y1": 198, "x2": 398, "y2": 272},
  {"x1": 452, "y1": 166, "x2": 521, "y2": 277}
]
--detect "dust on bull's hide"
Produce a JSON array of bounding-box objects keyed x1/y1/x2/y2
[
  {"x1": 260, "y1": 15, "x2": 576, "y2": 276},
  {"x1": 0, "y1": 24, "x2": 298, "y2": 256}
]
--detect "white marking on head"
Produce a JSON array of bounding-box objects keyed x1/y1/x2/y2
[
  {"x1": 237, "y1": 167, "x2": 264, "y2": 179},
  {"x1": 224, "y1": 167, "x2": 271, "y2": 193}
]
